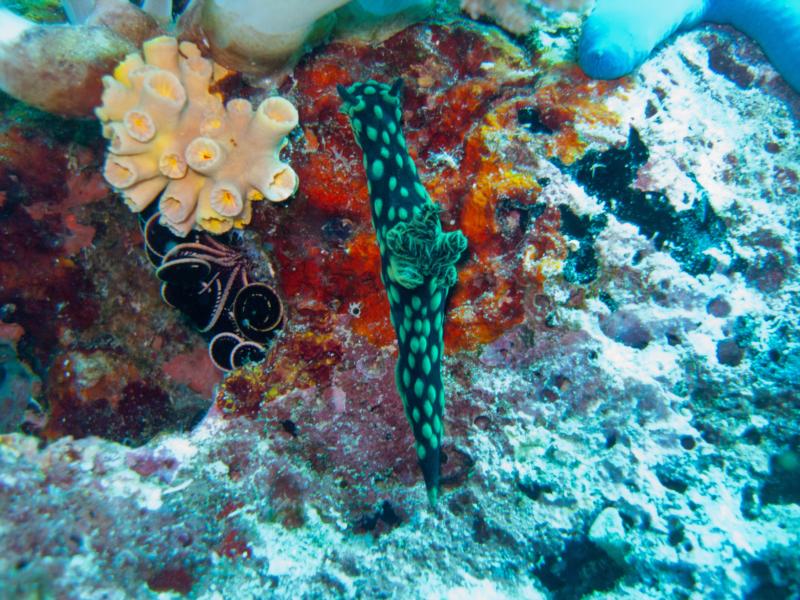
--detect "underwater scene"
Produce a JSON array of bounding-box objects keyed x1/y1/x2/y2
[{"x1": 0, "y1": 0, "x2": 798, "y2": 597}]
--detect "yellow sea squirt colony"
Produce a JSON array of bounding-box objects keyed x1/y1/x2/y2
[{"x1": 96, "y1": 35, "x2": 299, "y2": 236}]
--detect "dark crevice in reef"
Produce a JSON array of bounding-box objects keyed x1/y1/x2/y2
[
  {"x1": 745, "y1": 560, "x2": 793, "y2": 600},
  {"x1": 558, "y1": 206, "x2": 607, "y2": 284},
  {"x1": 533, "y1": 537, "x2": 625, "y2": 600},
  {"x1": 518, "y1": 106, "x2": 555, "y2": 134},
  {"x1": 559, "y1": 127, "x2": 732, "y2": 281},
  {"x1": 353, "y1": 500, "x2": 402, "y2": 535},
  {"x1": 760, "y1": 448, "x2": 800, "y2": 506}
]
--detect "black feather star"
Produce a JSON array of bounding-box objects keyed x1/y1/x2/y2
[{"x1": 139, "y1": 210, "x2": 283, "y2": 371}]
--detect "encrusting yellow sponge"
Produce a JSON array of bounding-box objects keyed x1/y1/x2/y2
[{"x1": 96, "y1": 35, "x2": 299, "y2": 235}]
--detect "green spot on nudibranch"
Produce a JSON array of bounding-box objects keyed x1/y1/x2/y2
[
  {"x1": 374, "y1": 197, "x2": 383, "y2": 217},
  {"x1": 418, "y1": 336, "x2": 427, "y2": 354},
  {"x1": 403, "y1": 368, "x2": 411, "y2": 388},
  {"x1": 411, "y1": 296, "x2": 421, "y2": 310},
  {"x1": 414, "y1": 378, "x2": 424, "y2": 398},
  {"x1": 429, "y1": 434, "x2": 438, "y2": 449},
  {"x1": 400, "y1": 187, "x2": 409, "y2": 198},
  {"x1": 389, "y1": 176, "x2": 397, "y2": 191},
  {"x1": 373, "y1": 105, "x2": 384, "y2": 120},
  {"x1": 387, "y1": 120, "x2": 397, "y2": 134},
  {"x1": 414, "y1": 182, "x2": 427, "y2": 198},
  {"x1": 430, "y1": 291, "x2": 442, "y2": 311},
  {"x1": 382, "y1": 131, "x2": 391, "y2": 144},
  {"x1": 388, "y1": 206, "x2": 395, "y2": 221},
  {"x1": 395, "y1": 153, "x2": 404, "y2": 168},
  {"x1": 417, "y1": 443, "x2": 426, "y2": 460},
  {"x1": 423, "y1": 320, "x2": 431, "y2": 337},
  {"x1": 408, "y1": 353, "x2": 415, "y2": 368},
  {"x1": 412, "y1": 407, "x2": 420, "y2": 423},
  {"x1": 410, "y1": 336, "x2": 419, "y2": 354},
  {"x1": 399, "y1": 207, "x2": 408, "y2": 220},
  {"x1": 422, "y1": 356, "x2": 431, "y2": 375},
  {"x1": 427, "y1": 385, "x2": 436, "y2": 404},
  {"x1": 423, "y1": 400, "x2": 433, "y2": 418},
  {"x1": 433, "y1": 415, "x2": 442, "y2": 434},
  {"x1": 364, "y1": 85, "x2": 376, "y2": 94},
  {"x1": 430, "y1": 344, "x2": 439, "y2": 363},
  {"x1": 413, "y1": 319, "x2": 422, "y2": 333},
  {"x1": 380, "y1": 147, "x2": 390, "y2": 159},
  {"x1": 367, "y1": 126, "x2": 378, "y2": 141},
  {"x1": 422, "y1": 423, "x2": 433, "y2": 440},
  {"x1": 371, "y1": 159, "x2": 384, "y2": 179}
]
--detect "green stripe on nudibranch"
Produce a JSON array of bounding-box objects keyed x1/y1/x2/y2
[{"x1": 337, "y1": 78, "x2": 467, "y2": 506}]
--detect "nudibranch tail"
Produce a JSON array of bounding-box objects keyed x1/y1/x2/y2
[{"x1": 337, "y1": 79, "x2": 467, "y2": 506}]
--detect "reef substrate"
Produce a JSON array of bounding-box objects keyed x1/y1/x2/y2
[{"x1": 0, "y1": 8, "x2": 799, "y2": 600}]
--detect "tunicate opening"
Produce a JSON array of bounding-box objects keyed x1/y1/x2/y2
[
  {"x1": 184, "y1": 55, "x2": 212, "y2": 78},
  {"x1": 109, "y1": 126, "x2": 129, "y2": 153},
  {"x1": 160, "y1": 195, "x2": 181, "y2": 216},
  {"x1": 104, "y1": 157, "x2": 136, "y2": 189},
  {"x1": 259, "y1": 97, "x2": 298, "y2": 127},
  {"x1": 264, "y1": 167, "x2": 298, "y2": 202},
  {"x1": 185, "y1": 137, "x2": 223, "y2": 174},
  {"x1": 159, "y1": 152, "x2": 187, "y2": 178},
  {"x1": 210, "y1": 184, "x2": 243, "y2": 217},
  {"x1": 123, "y1": 110, "x2": 156, "y2": 143},
  {"x1": 145, "y1": 71, "x2": 187, "y2": 107},
  {"x1": 227, "y1": 98, "x2": 252, "y2": 115}
]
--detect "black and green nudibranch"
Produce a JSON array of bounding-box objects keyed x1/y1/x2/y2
[{"x1": 338, "y1": 79, "x2": 467, "y2": 505}]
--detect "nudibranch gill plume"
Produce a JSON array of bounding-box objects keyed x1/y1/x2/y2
[{"x1": 337, "y1": 79, "x2": 468, "y2": 505}]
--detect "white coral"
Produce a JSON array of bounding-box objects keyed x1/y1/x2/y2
[{"x1": 96, "y1": 35, "x2": 299, "y2": 235}]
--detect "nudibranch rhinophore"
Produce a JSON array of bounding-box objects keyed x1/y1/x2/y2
[{"x1": 337, "y1": 79, "x2": 467, "y2": 506}]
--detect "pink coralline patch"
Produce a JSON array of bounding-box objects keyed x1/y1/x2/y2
[
  {"x1": 219, "y1": 529, "x2": 252, "y2": 560},
  {"x1": 23, "y1": 164, "x2": 109, "y2": 255},
  {"x1": 163, "y1": 346, "x2": 222, "y2": 398},
  {"x1": 259, "y1": 375, "x2": 420, "y2": 520},
  {"x1": 0, "y1": 126, "x2": 107, "y2": 365},
  {"x1": 61, "y1": 214, "x2": 97, "y2": 256},
  {"x1": 42, "y1": 350, "x2": 175, "y2": 444},
  {"x1": 0, "y1": 322, "x2": 25, "y2": 344},
  {"x1": 147, "y1": 567, "x2": 195, "y2": 596},
  {"x1": 126, "y1": 448, "x2": 180, "y2": 483}
]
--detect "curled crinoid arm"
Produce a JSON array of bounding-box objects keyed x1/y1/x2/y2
[{"x1": 140, "y1": 207, "x2": 284, "y2": 371}]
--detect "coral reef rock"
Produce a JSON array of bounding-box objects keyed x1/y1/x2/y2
[{"x1": 0, "y1": 7, "x2": 798, "y2": 600}]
